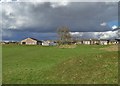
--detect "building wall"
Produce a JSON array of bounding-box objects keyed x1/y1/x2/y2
[
  {"x1": 21, "y1": 38, "x2": 37, "y2": 45},
  {"x1": 100, "y1": 41, "x2": 108, "y2": 45},
  {"x1": 42, "y1": 42, "x2": 50, "y2": 46},
  {"x1": 77, "y1": 40, "x2": 110, "y2": 45},
  {"x1": 83, "y1": 41, "x2": 90, "y2": 45},
  {"x1": 93, "y1": 41, "x2": 99, "y2": 44},
  {"x1": 76, "y1": 41, "x2": 82, "y2": 44},
  {"x1": 108, "y1": 41, "x2": 118, "y2": 45}
]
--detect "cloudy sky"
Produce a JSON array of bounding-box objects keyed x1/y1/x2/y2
[{"x1": 0, "y1": 1, "x2": 119, "y2": 41}]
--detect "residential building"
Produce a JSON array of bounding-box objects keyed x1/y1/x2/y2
[{"x1": 21, "y1": 37, "x2": 42, "y2": 45}]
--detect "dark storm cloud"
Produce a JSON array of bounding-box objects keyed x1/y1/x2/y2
[
  {"x1": 2, "y1": 29, "x2": 57, "y2": 41},
  {"x1": 1, "y1": 2, "x2": 118, "y2": 40},
  {"x1": 2, "y1": 2, "x2": 118, "y2": 32}
]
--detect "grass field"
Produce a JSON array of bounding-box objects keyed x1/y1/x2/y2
[{"x1": 2, "y1": 44, "x2": 118, "y2": 84}]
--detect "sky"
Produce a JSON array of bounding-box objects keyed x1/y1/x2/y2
[{"x1": 0, "y1": 0, "x2": 119, "y2": 41}]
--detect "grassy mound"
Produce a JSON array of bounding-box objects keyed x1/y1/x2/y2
[
  {"x1": 100, "y1": 45, "x2": 118, "y2": 51},
  {"x1": 57, "y1": 44, "x2": 77, "y2": 49}
]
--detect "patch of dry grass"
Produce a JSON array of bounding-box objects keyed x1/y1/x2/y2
[
  {"x1": 57, "y1": 44, "x2": 77, "y2": 49},
  {"x1": 100, "y1": 45, "x2": 118, "y2": 51}
]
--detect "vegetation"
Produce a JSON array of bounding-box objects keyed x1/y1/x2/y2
[
  {"x1": 2, "y1": 44, "x2": 118, "y2": 84},
  {"x1": 57, "y1": 44, "x2": 77, "y2": 49},
  {"x1": 0, "y1": 46, "x2": 2, "y2": 85},
  {"x1": 57, "y1": 26, "x2": 72, "y2": 45}
]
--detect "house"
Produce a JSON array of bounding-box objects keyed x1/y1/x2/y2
[
  {"x1": 42, "y1": 40, "x2": 50, "y2": 46},
  {"x1": 76, "y1": 41, "x2": 82, "y2": 45},
  {"x1": 82, "y1": 40, "x2": 91, "y2": 45},
  {"x1": 90, "y1": 39, "x2": 100, "y2": 45},
  {"x1": 82, "y1": 39, "x2": 109, "y2": 45},
  {"x1": 78, "y1": 39, "x2": 100, "y2": 45},
  {"x1": 21, "y1": 37, "x2": 42, "y2": 45},
  {"x1": 75, "y1": 40, "x2": 83, "y2": 45},
  {"x1": 115, "y1": 38, "x2": 120, "y2": 44},
  {"x1": 0, "y1": 42, "x2": 5, "y2": 45},
  {"x1": 99, "y1": 39, "x2": 109, "y2": 45},
  {"x1": 3, "y1": 41, "x2": 10, "y2": 44},
  {"x1": 76, "y1": 39, "x2": 110, "y2": 45},
  {"x1": 0, "y1": 41, "x2": 19, "y2": 45},
  {"x1": 108, "y1": 40, "x2": 118, "y2": 45},
  {"x1": 42, "y1": 40, "x2": 57, "y2": 46},
  {"x1": 76, "y1": 39, "x2": 92, "y2": 45}
]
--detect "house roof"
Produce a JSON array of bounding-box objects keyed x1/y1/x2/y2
[
  {"x1": 78, "y1": 39, "x2": 109, "y2": 41},
  {"x1": 108, "y1": 39, "x2": 118, "y2": 42},
  {"x1": 99, "y1": 39, "x2": 109, "y2": 41},
  {"x1": 115, "y1": 38, "x2": 120, "y2": 41},
  {"x1": 29, "y1": 37, "x2": 41, "y2": 41},
  {"x1": 22, "y1": 37, "x2": 42, "y2": 42}
]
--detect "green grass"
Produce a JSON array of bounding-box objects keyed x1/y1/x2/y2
[
  {"x1": 0, "y1": 45, "x2": 2, "y2": 85},
  {"x1": 2, "y1": 44, "x2": 118, "y2": 84}
]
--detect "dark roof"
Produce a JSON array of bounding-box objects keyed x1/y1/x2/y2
[
  {"x1": 112, "y1": 27, "x2": 120, "y2": 31},
  {"x1": 109, "y1": 39, "x2": 118, "y2": 42},
  {"x1": 99, "y1": 39, "x2": 109, "y2": 41},
  {"x1": 28, "y1": 37, "x2": 42, "y2": 42},
  {"x1": 91, "y1": 39, "x2": 100, "y2": 41},
  {"x1": 78, "y1": 39, "x2": 109, "y2": 41},
  {"x1": 115, "y1": 39, "x2": 120, "y2": 41}
]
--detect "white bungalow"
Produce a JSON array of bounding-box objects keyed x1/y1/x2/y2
[
  {"x1": 42, "y1": 40, "x2": 57, "y2": 46},
  {"x1": 21, "y1": 37, "x2": 42, "y2": 45},
  {"x1": 42, "y1": 40, "x2": 50, "y2": 46},
  {"x1": 99, "y1": 39, "x2": 109, "y2": 45},
  {"x1": 82, "y1": 40, "x2": 91, "y2": 45}
]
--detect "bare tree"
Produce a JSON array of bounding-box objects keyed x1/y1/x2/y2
[{"x1": 57, "y1": 26, "x2": 72, "y2": 45}]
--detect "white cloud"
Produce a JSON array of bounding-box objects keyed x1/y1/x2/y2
[
  {"x1": 1, "y1": 0, "x2": 119, "y2": 2},
  {"x1": 1, "y1": 2, "x2": 118, "y2": 40},
  {"x1": 50, "y1": 1, "x2": 70, "y2": 8},
  {"x1": 8, "y1": 25, "x2": 17, "y2": 29},
  {"x1": 29, "y1": 1, "x2": 45, "y2": 6},
  {"x1": 100, "y1": 22, "x2": 107, "y2": 26},
  {"x1": 70, "y1": 31, "x2": 118, "y2": 39},
  {"x1": 2, "y1": 3, "x2": 14, "y2": 15},
  {"x1": 99, "y1": 31, "x2": 117, "y2": 39},
  {"x1": 0, "y1": 4, "x2": 2, "y2": 28},
  {"x1": 2, "y1": 2, "x2": 117, "y2": 31},
  {"x1": 112, "y1": 25, "x2": 117, "y2": 30},
  {"x1": 70, "y1": 32, "x2": 84, "y2": 37},
  {"x1": 15, "y1": 16, "x2": 30, "y2": 27}
]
